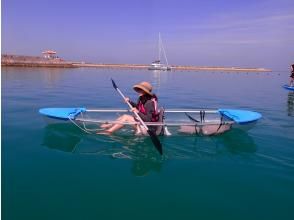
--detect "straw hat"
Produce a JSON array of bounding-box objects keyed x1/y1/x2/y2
[{"x1": 133, "y1": 81, "x2": 153, "y2": 96}]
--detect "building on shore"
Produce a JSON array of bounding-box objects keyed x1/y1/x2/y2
[{"x1": 42, "y1": 50, "x2": 59, "y2": 59}]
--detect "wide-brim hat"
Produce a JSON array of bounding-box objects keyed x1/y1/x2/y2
[{"x1": 133, "y1": 81, "x2": 153, "y2": 96}]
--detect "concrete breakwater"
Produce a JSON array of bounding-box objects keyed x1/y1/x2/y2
[
  {"x1": 2, "y1": 54, "x2": 271, "y2": 72},
  {"x1": 171, "y1": 65, "x2": 271, "y2": 72},
  {"x1": 1, "y1": 54, "x2": 77, "y2": 68},
  {"x1": 74, "y1": 63, "x2": 271, "y2": 72}
]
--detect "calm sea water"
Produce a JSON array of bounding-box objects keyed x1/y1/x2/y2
[{"x1": 2, "y1": 67, "x2": 294, "y2": 220}]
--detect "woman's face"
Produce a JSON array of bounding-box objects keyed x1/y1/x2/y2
[{"x1": 135, "y1": 88, "x2": 145, "y2": 96}]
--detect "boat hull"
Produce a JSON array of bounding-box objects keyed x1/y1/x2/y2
[{"x1": 148, "y1": 66, "x2": 172, "y2": 71}]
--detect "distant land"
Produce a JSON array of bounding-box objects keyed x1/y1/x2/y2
[{"x1": 1, "y1": 54, "x2": 272, "y2": 72}]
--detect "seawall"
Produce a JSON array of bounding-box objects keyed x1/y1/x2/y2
[
  {"x1": 74, "y1": 63, "x2": 271, "y2": 72},
  {"x1": 1, "y1": 54, "x2": 271, "y2": 72},
  {"x1": 1, "y1": 54, "x2": 77, "y2": 68}
]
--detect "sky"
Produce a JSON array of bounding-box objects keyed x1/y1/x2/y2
[{"x1": 2, "y1": 0, "x2": 294, "y2": 70}]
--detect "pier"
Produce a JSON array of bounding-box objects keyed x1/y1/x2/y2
[
  {"x1": 1, "y1": 54, "x2": 77, "y2": 68},
  {"x1": 73, "y1": 63, "x2": 271, "y2": 72},
  {"x1": 1, "y1": 54, "x2": 271, "y2": 72}
]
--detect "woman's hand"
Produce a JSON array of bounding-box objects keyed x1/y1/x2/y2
[
  {"x1": 131, "y1": 107, "x2": 139, "y2": 113},
  {"x1": 124, "y1": 97, "x2": 130, "y2": 103}
]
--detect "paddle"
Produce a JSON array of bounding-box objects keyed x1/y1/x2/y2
[{"x1": 111, "y1": 79, "x2": 163, "y2": 155}]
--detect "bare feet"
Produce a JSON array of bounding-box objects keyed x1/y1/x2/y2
[
  {"x1": 96, "y1": 130, "x2": 112, "y2": 135},
  {"x1": 100, "y1": 123, "x2": 113, "y2": 129}
]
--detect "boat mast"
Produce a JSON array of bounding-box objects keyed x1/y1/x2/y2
[
  {"x1": 160, "y1": 33, "x2": 169, "y2": 66},
  {"x1": 158, "y1": 32, "x2": 161, "y2": 62}
]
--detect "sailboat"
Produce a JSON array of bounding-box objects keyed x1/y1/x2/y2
[{"x1": 148, "y1": 33, "x2": 172, "y2": 71}]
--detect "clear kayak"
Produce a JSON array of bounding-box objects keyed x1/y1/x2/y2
[{"x1": 39, "y1": 108, "x2": 262, "y2": 136}]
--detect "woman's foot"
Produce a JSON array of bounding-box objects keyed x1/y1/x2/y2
[
  {"x1": 96, "y1": 130, "x2": 112, "y2": 135},
  {"x1": 100, "y1": 123, "x2": 113, "y2": 129},
  {"x1": 135, "y1": 130, "x2": 142, "y2": 135}
]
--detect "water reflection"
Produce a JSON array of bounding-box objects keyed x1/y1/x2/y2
[
  {"x1": 151, "y1": 70, "x2": 170, "y2": 93},
  {"x1": 167, "y1": 129, "x2": 257, "y2": 158},
  {"x1": 110, "y1": 137, "x2": 164, "y2": 176},
  {"x1": 2, "y1": 66, "x2": 70, "y2": 83},
  {"x1": 42, "y1": 124, "x2": 82, "y2": 152},
  {"x1": 287, "y1": 91, "x2": 294, "y2": 117},
  {"x1": 42, "y1": 124, "x2": 256, "y2": 176},
  {"x1": 42, "y1": 124, "x2": 164, "y2": 176},
  {"x1": 216, "y1": 129, "x2": 257, "y2": 153},
  {"x1": 42, "y1": 68, "x2": 71, "y2": 86}
]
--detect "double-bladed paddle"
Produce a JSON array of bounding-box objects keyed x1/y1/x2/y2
[{"x1": 111, "y1": 78, "x2": 163, "y2": 155}]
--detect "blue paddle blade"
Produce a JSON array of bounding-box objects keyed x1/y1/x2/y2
[
  {"x1": 283, "y1": 85, "x2": 294, "y2": 91},
  {"x1": 147, "y1": 130, "x2": 163, "y2": 155},
  {"x1": 111, "y1": 78, "x2": 118, "y2": 89}
]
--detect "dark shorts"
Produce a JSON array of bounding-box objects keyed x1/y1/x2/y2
[{"x1": 291, "y1": 72, "x2": 294, "y2": 78}]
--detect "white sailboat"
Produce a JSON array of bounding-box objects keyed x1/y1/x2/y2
[{"x1": 148, "y1": 33, "x2": 172, "y2": 71}]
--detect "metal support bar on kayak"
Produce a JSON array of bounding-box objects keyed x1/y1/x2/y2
[
  {"x1": 75, "y1": 118, "x2": 235, "y2": 126},
  {"x1": 86, "y1": 109, "x2": 219, "y2": 113}
]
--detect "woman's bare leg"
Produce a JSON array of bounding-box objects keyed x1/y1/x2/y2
[
  {"x1": 104, "y1": 114, "x2": 135, "y2": 133},
  {"x1": 100, "y1": 123, "x2": 113, "y2": 129}
]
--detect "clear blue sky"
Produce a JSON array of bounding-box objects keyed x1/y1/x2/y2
[{"x1": 2, "y1": 0, "x2": 294, "y2": 70}]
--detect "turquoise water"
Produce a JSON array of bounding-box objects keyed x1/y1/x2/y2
[{"x1": 2, "y1": 67, "x2": 294, "y2": 219}]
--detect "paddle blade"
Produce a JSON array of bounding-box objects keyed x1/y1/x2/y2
[
  {"x1": 147, "y1": 130, "x2": 163, "y2": 155},
  {"x1": 111, "y1": 78, "x2": 118, "y2": 89}
]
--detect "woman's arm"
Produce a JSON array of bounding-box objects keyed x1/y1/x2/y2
[{"x1": 124, "y1": 97, "x2": 137, "y2": 107}]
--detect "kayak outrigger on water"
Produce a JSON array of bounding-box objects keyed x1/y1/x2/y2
[{"x1": 39, "y1": 79, "x2": 262, "y2": 155}]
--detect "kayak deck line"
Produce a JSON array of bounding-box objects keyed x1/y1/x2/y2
[
  {"x1": 86, "y1": 109, "x2": 219, "y2": 113},
  {"x1": 39, "y1": 107, "x2": 262, "y2": 124}
]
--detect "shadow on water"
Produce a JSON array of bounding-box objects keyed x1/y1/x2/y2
[
  {"x1": 214, "y1": 129, "x2": 257, "y2": 153},
  {"x1": 110, "y1": 136, "x2": 164, "y2": 176},
  {"x1": 42, "y1": 123, "x2": 164, "y2": 176},
  {"x1": 42, "y1": 124, "x2": 82, "y2": 153},
  {"x1": 166, "y1": 128, "x2": 257, "y2": 159},
  {"x1": 287, "y1": 91, "x2": 294, "y2": 117},
  {"x1": 42, "y1": 124, "x2": 257, "y2": 175}
]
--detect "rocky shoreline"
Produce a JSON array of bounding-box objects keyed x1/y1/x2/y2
[{"x1": 1, "y1": 54, "x2": 271, "y2": 72}]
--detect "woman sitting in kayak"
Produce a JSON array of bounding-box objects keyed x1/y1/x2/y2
[{"x1": 98, "y1": 81, "x2": 160, "y2": 135}]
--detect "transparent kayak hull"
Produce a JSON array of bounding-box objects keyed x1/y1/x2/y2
[{"x1": 39, "y1": 108, "x2": 262, "y2": 136}]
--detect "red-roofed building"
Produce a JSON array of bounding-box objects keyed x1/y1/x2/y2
[{"x1": 42, "y1": 50, "x2": 58, "y2": 59}]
